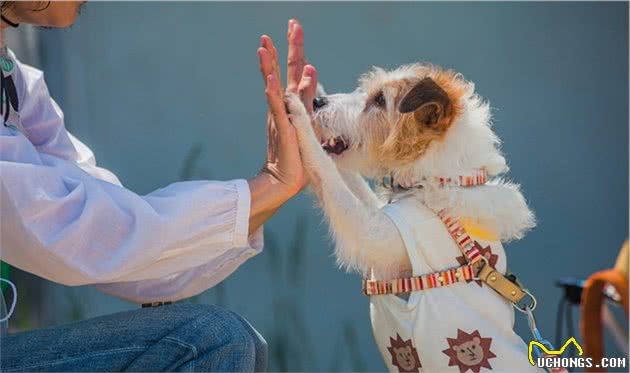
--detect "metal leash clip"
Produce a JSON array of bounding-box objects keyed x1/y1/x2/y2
[
  {"x1": 513, "y1": 288, "x2": 537, "y2": 313},
  {"x1": 526, "y1": 306, "x2": 554, "y2": 359}
]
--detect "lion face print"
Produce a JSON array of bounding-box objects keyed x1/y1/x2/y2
[
  {"x1": 393, "y1": 346, "x2": 416, "y2": 371},
  {"x1": 442, "y1": 329, "x2": 496, "y2": 373},
  {"x1": 387, "y1": 334, "x2": 422, "y2": 372},
  {"x1": 452, "y1": 337, "x2": 484, "y2": 366}
]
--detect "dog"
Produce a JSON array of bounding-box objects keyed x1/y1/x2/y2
[{"x1": 284, "y1": 63, "x2": 543, "y2": 372}]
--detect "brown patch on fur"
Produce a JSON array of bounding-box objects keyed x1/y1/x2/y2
[
  {"x1": 364, "y1": 79, "x2": 411, "y2": 163},
  {"x1": 366, "y1": 113, "x2": 396, "y2": 165},
  {"x1": 380, "y1": 67, "x2": 468, "y2": 165}
]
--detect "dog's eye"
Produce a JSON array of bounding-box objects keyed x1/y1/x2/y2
[{"x1": 373, "y1": 91, "x2": 386, "y2": 108}]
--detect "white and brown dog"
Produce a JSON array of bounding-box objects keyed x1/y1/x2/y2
[{"x1": 285, "y1": 63, "x2": 542, "y2": 372}]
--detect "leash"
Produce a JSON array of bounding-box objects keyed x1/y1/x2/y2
[{"x1": 365, "y1": 169, "x2": 566, "y2": 372}]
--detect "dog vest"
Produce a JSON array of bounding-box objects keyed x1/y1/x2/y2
[{"x1": 366, "y1": 196, "x2": 545, "y2": 373}]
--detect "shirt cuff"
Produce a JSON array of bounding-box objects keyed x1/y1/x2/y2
[{"x1": 232, "y1": 179, "x2": 264, "y2": 252}]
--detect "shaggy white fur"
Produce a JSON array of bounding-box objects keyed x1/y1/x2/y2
[{"x1": 285, "y1": 63, "x2": 535, "y2": 280}]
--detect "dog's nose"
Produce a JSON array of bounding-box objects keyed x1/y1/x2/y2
[{"x1": 313, "y1": 97, "x2": 328, "y2": 111}]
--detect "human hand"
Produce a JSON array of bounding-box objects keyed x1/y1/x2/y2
[
  {"x1": 247, "y1": 19, "x2": 318, "y2": 233},
  {"x1": 255, "y1": 19, "x2": 318, "y2": 198}
]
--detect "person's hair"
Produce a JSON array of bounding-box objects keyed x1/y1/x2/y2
[
  {"x1": 0, "y1": 2, "x2": 14, "y2": 12},
  {"x1": 1, "y1": 1, "x2": 51, "y2": 12}
]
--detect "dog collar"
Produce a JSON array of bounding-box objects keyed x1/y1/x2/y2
[{"x1": 382, "y1": 168, "x2": 488, "y2": 192}]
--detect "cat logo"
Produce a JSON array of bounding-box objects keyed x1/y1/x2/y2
[{"x1": 528, "y1": 337, "x2": 583, "y2": 366}]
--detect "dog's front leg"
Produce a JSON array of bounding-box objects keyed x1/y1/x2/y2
[
  {"x1": 285, "y1": 94, "x2": 409, "y2": 277},
  {"x1": 339, "y1": 170, "x2": 383, "y2": 210}
]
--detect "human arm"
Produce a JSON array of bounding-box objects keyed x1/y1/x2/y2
[{"x1": 1, "y1": 57, "x2": 263, "y2": 304}]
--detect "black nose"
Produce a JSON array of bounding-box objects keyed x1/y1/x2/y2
[{"x1": 313, "y1": 97, "x2": 328, "y2": 111}]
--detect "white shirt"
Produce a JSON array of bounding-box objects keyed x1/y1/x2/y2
[{"x1": 0, "y1": 49, "x2": 263, "y2": 304}]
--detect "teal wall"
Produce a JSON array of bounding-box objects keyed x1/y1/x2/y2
[{"x1": 7, "y1": 2, "x2": 628, "y2": 370}]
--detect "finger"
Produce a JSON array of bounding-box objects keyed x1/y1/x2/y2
[
  {"x1": 287, "y1": 20, "x2": 305, "y2": 93},
  {"x1": 261, "y1": 34, "x2": 279, "y2": 67},
  {"x1": 287, "y1": 18, "x2": 297, "y2": 39},
  {"x1": 260, "y1": 35, "x2": 283, "y2": 94},
  {"x1": 258, "y1": 47, "x2": 274, "y2": 82},
  {"x1": 298, "y1": 65, "x2": 318, "y2": 113},
  {"x1": 265, "y1": 74, "x2": 291, "y2": 134},
  {"x1": 261, "y1": 35, "x2": 281, "y2": 81}
]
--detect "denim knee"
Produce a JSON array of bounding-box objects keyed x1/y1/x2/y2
[
  {"x1": 227, "y1": 310, "x2": 268, "y2": 372},
  {"x1": 168, "y1": 304, "x2": 265, "y2": 372}
]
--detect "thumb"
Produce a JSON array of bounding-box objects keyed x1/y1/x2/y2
[{"x1": 298, "y1": 65, "x2": 318, "y2": 113}]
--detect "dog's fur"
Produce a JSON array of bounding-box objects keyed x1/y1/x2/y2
[{"x1": 285, "y1": 63, "x2": 535, "y2": 281}]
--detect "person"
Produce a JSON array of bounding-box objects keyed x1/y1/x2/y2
[{"x1": 0, "y1": 1, "x2": 319, "y2": 371}]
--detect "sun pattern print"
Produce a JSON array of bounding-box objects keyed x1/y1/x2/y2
[
  {"x1": 442, "y1": 329, "x2": 496, "y2": 373},
  {"x1": 455, "y1": 241, "x2": 498, "y2": 287},
  {"x1": 387, "y1": 334, "x2": 422, "y2": 372}
]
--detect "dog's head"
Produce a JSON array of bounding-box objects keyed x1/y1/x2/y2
[{"x1": 312, "y1": 64, "x2": 507, "y2": 181}]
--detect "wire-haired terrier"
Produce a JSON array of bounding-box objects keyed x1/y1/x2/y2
[{"x1": 286, "y1": 63, "x2": 541, "y2": 372}]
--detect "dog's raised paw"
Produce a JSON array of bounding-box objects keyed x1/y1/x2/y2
[
  {"x1": 284, "y1": 93, "x2": 311, "y2": 129},
  {"x1": 285, "y1": 93, "x2": 308, "y2": 115}
]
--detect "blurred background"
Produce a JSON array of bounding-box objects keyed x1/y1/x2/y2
[{"x1": 3, "y1": 2, "x2": 628, "y2": 371}]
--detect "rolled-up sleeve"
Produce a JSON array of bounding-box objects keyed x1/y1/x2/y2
[{"x1": 0, "y1": 61, "x2": 263, "y2": 303}]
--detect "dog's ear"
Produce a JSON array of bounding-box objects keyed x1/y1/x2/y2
[{"x1": 398, "y1": 77, "x2": 452, "y2": 127}]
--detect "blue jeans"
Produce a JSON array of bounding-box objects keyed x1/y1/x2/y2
[{"x1": 0, "y1": 303, "x2": 267, "y2": 372}]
